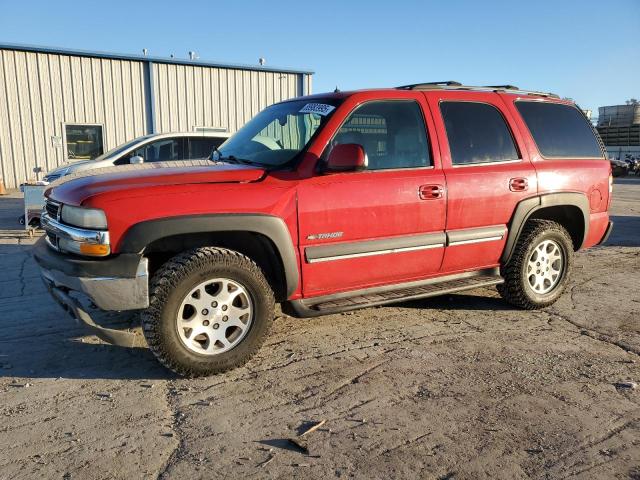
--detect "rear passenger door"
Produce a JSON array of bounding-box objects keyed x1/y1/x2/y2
[{"x1": 425, "y1": 91, "x2": 536, "y2": 273}]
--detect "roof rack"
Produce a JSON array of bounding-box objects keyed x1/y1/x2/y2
[
  {"x1": 397, "y1": 81, "x2": 462, "y2": 89},
  {"x1": 485, "y1": 84, "x2": 519, "y2": 90},
  {"x1": 396, "y1": 82, "x2": 559, "y2": 98}
]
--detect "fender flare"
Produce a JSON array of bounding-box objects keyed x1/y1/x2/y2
[
  {"x1": 501, "y1": 192, "x2": 590, "y2": 264},
  {"x1": 118, "y1": 214, "x2": 299, "y2": 297}
]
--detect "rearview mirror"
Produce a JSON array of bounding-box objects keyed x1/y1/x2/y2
[
  {"x1": 325, "y1": 143, "x2": 367, "y2": 173},
  {"x1": 130, "y1": 155, "x2": 144, "y2": 165}
]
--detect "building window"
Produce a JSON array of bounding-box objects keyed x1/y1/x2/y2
[
  {"x1": 440, "y1": 102, "x2": 520, "y2": 165},
  {"x1": 64, "y1": 124, "x2": 104, "y2": 160}
]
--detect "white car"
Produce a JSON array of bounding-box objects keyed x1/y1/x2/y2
[{"x1": 43, "y1": 132, "x2": 230, "y2": 183}]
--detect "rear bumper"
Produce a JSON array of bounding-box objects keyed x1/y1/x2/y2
[
  {"x1": 33, "y1": 236, "x2": 149, "y2": 310},
  {"x1": 598, "y1": 220, "x2": 614, "y2": 245}
]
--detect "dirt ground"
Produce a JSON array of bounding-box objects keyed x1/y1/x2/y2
[{"x1": 0, "y1": 179, "x2": 638, "y2": 480}]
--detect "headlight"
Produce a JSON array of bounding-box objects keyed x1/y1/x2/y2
[{"x1": 61, "y1": 205, "x2": 108, "y2": 229}]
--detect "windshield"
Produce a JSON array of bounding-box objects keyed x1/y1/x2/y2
[
  {"x1": 217, "y1": 99, "x2": 340, "y2": 167},
  {"x1": 93, "y1": 134, "x2": 155, "y2": 161}
]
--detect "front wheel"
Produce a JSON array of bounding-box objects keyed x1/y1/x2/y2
[
  {"x1": 142, "y1": 247, "x2": 275, "y2": 377},
  {"x1": 498, "y1": 219, "x2": 574, "y2": 309}
]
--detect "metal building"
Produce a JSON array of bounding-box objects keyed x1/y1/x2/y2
[
  {"x1": 596, "y1": 103, "x2": 640, "y2": 160},
  {"x1": 0, "y1": 43, "x2": 313, "y2": 189}
]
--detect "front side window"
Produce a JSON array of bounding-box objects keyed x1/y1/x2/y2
[
  {"x1": 329, "y1": 100, "x2": 431, "y2": 170},
  {"x1": 99, "y1": 135, "x2": 154, "y2": 163},
  {"x1": 132, "y1": 138, "x2": 185, "y2": 163},
  {"x1": 218, "y1": 98, "x2": 340, "y2": 167},
  {"x1": 516, "y1": 101, "x2": 603, "y2": 158},
  {"x1": 65, "y1": 124, "x2": 104, "y2": 160},
  {"x1": 441, "y1": 102, "x2": 519, "y2": 165}
]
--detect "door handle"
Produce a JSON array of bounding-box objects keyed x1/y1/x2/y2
[
  {"x1": 509, "y1": 177, "x2": 528, "y2": 192},
  {"x1": 419, "y1": 184, "x2": 444, "y2": 200}
]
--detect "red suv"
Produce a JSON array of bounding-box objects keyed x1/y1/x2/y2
[{"x1": 34, "y1": 82, "x2": 613, "y2": 376}]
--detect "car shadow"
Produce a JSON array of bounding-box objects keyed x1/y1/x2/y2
[
  {"x1": 0, "y1": 332, "x2": 175, "y2": 381},
  {"x1": 0, "y1": 241, "x2": 175, "y2": 381},
  {"x1": 387, "y1": 291, "x2": 515, "y2": 311},
  {"x1": 605, "y1": 215, "x2": 640, "y2": 247}
]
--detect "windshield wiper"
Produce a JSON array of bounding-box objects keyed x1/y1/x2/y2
[{"x1": 218, "y1": 155, "x2": 265, "y2": 167}]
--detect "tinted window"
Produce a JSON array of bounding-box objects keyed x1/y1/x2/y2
[
  {"x1": 189, "y1": 137, "x2": 225, "y2": 159},
  {"x1": 331, "y1": 101, "x2": 430, "y2": 170},
  {"x1": 441, "y1": 102, "x2": 519, "y2": 165},
  {"x1": 516, "y1": 102, "x2": 603, "y2": 158}
]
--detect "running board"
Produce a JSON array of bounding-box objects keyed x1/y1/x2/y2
[{"x1": 283, "y1": 268, "x2": 503, "y2": 318}]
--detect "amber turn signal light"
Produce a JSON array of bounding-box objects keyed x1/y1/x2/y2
[{"x1": 79, "y1": 243, "x2": 111, "y2": 256}]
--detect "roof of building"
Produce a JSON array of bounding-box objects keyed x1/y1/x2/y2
[{"x1": 0, "y1": 42, "x2": 314, "y2": 75}]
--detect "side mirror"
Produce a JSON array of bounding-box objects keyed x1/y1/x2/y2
[
  {"x1": 130, "y1": 155, "x2": 144, "y2": 165},
  {"x1": 325, "y1": 143, "x2": 367, "y2": 173}
]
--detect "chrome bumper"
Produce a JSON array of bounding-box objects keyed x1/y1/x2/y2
[
  {"x1": 40, "y1": 212, "x2": 110, "y2": 252},
  {"x1": 40, "y1": 257, "x2": 149, "y2": 311}
]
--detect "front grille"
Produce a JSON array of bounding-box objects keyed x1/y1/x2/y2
[{"x1": 45, "y1": 201, "x2": 60, "y2": 219}]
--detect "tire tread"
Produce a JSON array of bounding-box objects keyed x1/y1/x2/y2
[
  {"x1": 498, "y1": 219, "x2": 573, "y2": 310},
  {"x1": 141, "y1": 247, "x2": 274, "y2": 377}
]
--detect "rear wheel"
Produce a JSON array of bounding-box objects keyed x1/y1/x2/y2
[
  {"x1": 142, "y1": 247, "x2": 274, "y2": 377},
  {"x1": 498, "y1": 220, "x2": 573, "y2": 309}
]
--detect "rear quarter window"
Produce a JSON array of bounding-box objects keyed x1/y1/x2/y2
[{"x1": 515, "y1": 101, "x2": 603, "y2": 158}]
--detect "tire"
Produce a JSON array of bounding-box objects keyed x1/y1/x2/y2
[
  {"x1": 497, "y1": 219, "x2": 573, "y2": 310},
  {"x1": 142, "y1": 247, "x2": 275, "y2": 377}
]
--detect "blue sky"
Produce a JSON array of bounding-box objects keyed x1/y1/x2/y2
[{"x1": 1, "y1": 0, "x2": 638, "y2": 114}]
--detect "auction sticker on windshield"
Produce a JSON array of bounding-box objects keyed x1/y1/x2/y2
[{"x1": 299, "y1": 103, "x2": 336, "y2": 116}]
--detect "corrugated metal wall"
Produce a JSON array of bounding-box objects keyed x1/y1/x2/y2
[
  {"x1": 152, "y1": 63, "x2": 307, "y2": 133},
  {"x1": 0, "y1": 47, "x2": 312, "y2": 189},
  {"x1": 0, "y1": 49, "x2": 147, "y2": 188}
]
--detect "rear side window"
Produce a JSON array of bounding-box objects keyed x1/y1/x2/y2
[
  {"x1": 189, "y1": 137, "x2": 225, "y2": 159},
  {"x1": 515, "y1": 102, "x2": 603, "y2": 158},
  {"x1": 440, "y1": 102, "x2": 520, "y2": 165}
]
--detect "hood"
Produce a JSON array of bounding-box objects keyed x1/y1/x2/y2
[
  {"x1": 46, "y1": 159, "x2": 93, "y2": 177},
  {"x1": 47, "y1": 163, "x2": 266, "y2": 205}
]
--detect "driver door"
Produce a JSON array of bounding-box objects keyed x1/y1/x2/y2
[{"x1": 297, "y1": 96, "x2": 447, "y2": 298}]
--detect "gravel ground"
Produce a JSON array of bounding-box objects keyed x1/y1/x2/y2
[{"x1": 0, "y1": 180, "x2": 638, "y2": 480}]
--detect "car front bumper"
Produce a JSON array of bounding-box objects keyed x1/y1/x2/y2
[{"x1": 33, "y1": 236, "x2": 149, "y2": 311}]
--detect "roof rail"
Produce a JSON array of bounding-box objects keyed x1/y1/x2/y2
[
  {"x1": 397, "y1": 81, "x2": 462, "y2": 90},
  {"x1": 395, "y1": 82, "x2": 559, "y2": 98},
  {"x1": 485, "y1": 84, "x2": 519, "y2": 90}
]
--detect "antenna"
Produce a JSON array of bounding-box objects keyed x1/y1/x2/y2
[
  {"x1": 258, "y1": 58, "x2": 266, "y2": 66},
  {"x1": 188, "y1": 51, "x2": 198, "y2": 61},
  {"x1": 142, "y1": 48, "x2": 148, "y2": 56}
]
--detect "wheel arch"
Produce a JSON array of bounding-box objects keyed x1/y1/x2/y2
[
  {"x1": 501, "y1": 193, "x2": 589, "y2": 264},
  {"x1": 118, "y1": 214, "x2": 299, "y2": 300}
]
